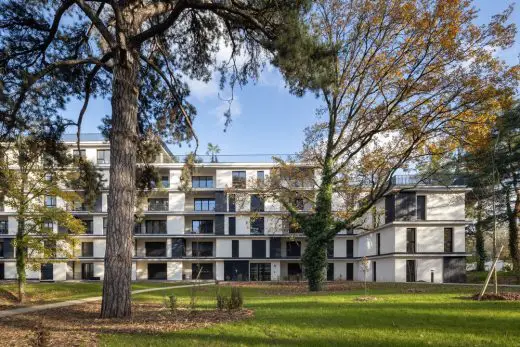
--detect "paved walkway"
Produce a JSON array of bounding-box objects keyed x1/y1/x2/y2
[{"x1": 0, "y1": 282, "x2": 215, "y2": 319}]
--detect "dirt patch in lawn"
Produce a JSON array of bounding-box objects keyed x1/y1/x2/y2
[
  {"x1": 471, "y1": 292, "x2": 520, "y2": 301},
  {"x1": 0, "y1": 303, "x2": 253, "y2": 346}
]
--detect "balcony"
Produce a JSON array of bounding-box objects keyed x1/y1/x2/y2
[
  {"x1": 147, "y1": 201, "x2": 169, "y2": 212},
  {"x1": 390, "y1": 175, "x2": 467, "y2": 186}
]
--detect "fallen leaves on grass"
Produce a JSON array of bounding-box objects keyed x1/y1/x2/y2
[
  {"x1": 354, "y1": 296, "x2": 379, "y2": 302},
  {"x1": 0, "y1": 303, "x2": 253, "y2": 346},
  {"x1": 220, "y1": 281, "x2": 367, "y2": 295},
  {"x1": 472, "y1": 292, "x2": 520, "y2": 301}
]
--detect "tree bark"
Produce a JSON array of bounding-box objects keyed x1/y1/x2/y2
[
  {"x1": 475, "y1": 203, "x2": 486, "y2": 272},
  {"x1": 16, "y1": 222, "x2": 26, "y2": 304},
  {"x1": 100, "y1": 45, "x2": 139, "y2": 318},
  {"x1": 506, "y1": 188, "x2": 520, "y2": 280},
  {"x1": 303, "y1": 157, "x2": 334, "y2": 291}
]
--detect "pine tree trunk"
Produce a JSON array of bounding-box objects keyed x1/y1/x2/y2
[
  {"x1": 303, "y1": 157, "x2": 334, "y2": 292},
  {"x1": 506, "y1": 188, "x2": 520, "y2": 280},
  {"x1": 16, "y1": 219, "x2": 26, "y2": 304},
  {"x1": 100, "y1": 45, "x2": 139, "y2": 318}
]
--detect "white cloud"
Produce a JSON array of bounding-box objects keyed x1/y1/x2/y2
[
  {"x1": 186, "y1": 77, "x2": 219, "y2": 102},
  {"x1": 211, "y1": 97, "x2": 242, "y2": 125}
]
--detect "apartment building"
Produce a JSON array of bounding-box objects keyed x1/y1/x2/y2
[{"x1": 0, "y1": 135, "x2": 469, "y2": 283}]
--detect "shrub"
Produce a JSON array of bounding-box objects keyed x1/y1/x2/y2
[
  {"x1": 31, "y1": 320, "x2": 49, "y2": 347},
  {"x1": 164, "y1": 293, "x2": 177, "y2": 314},
  {"x1": 229, "y1": 287, "x2": 243, "y2": 310},
  {"x1": 216, "y1": 293, "x2": 227, "y2": 310}
]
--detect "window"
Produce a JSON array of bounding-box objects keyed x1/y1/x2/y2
[
  {"x1": 97, "y1": 149, "x2": 110, "y2": 164},
  {"x1": 250, "y1": 217, "x2": 264, "y2": 235},
  {"x1": 192, "y1": 242, "x2": 213, "y2": 257},
  {"x1": 406, "y1": 260, "x2": 416, "y2": 282},
  {"x1": 373, "y1": 261, "x2": 377, "y2": 282},
  {"x1": 44, "y1": 173, "x2": 53, "y2": 181},
  {"x1": 327, "y1": 241, "x2": 334, "y2": 258},
  {"x1": 346, "y1": 263, "x2": 354, "y2": 280},
  {"x1": 444, "y1": 228, "x2": 453, "y2": 252},
  {"x1": 192, "y1": 176, "x2": 214, "y2": 188},
  {"x1": 145, "y1": 220, "x2": 167, "y2": 234},
  {"x1": 346, "y1": 240, "x2": 354, "y2": 258},
  {"x1": 327, "y1": 263, "x2": 334, "y2": 281},
  {"x1": 192, "y1": 263, "x2": 213, "y2": 280},
  {"x1": 148, "y1": 263, "x2": 167, "y2": 280},
  {"x1": 0, "y1": 241, "x2": 3, "y2": 257},
  {"x1": 171, "y1": 239, "x2": 186, "y2": 257},
  {"x1": 252, "y1": 240, "x2": 266, "y2": 258},
  {"x1": 395, "y1": 192, "x2": 416, "y2": 221},
  {"x1": 229, "y1": 217, "x2": 236, "y2": 235},
  {"x1": 145, "y1": 242, "x2": 166, "y2": 257},
  {"x1": 192, "y1": 220, "x2": 213, "y2": 234},
  {"x1": 73, "y1": 149, "x2": 86, "y2": 159},
  {"x1": 250, "y1": 263, "x2": 271, "y2": 281},
  {"x1": 250, "y1": 195, "x2": 265, "y2": 212},
  {"x1": 376, "y1": 233, "x2": 381, "y2": 255},
  {"x1": 232, "y1": 240, "x2": 239, "y2": 258},
  {"x1": 232, "y1": 171, "x2": 246, "y2": 188},
  {"x1": 194, "y1": 198, "x2": 215, "y2": 211},
  {"x1": 257, "y1": 171, "x2": 264, "y2": 182},
  {"x1": 83, "y1": 220, "x2": 93, "y2": 234},
  {"x1": 294, "y1": 198, "x2": 304, "y2": 211},
  {"x1": 0, "y1": 220, "x2": 7, "y2": 234},
  {"x1": 406, "y1": 228, "x2": 416, "y2": 253},
  {"x1": 45, "y1": 195, "x2": 56, "y2": 207},
  {"x1": 103, "y1": 218, "x2": 107, "y2": 234},
  {"x1": 228, "y1": 194, "x2": 236, "y2": 212},
  {"x1": 417, "y1": 196, "x2": 426, "y2": 220},
  {"x1": 286, "y1": 241, "x2": 301, "y2": 257},
  {"x1": 44, "y1": 240, "x2": 56, "y2": 258},
  {"x1": 161, "y1": 176, "x2": 170, "y2": 188},
  {"x1": 81, "y1": 242, "x2": 93, "y2": 257},
  {"x1": 148, "y1": 198, "x2": 169, "y2": 211},
  {"x1": 81, "y1": 263, "x2": 94, "y2": 280}
]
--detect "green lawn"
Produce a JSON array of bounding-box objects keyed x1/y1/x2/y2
[
  {"x1": 0, "y1": 281, "x2": 192, "y2": 307},
  {"x1": 98, "y1": 283, "x2": 520, "y2": 347}
]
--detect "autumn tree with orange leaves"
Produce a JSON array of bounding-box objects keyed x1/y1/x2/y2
[{"x1": 260, "y1": 0, "x2": 519, "y2": 291}]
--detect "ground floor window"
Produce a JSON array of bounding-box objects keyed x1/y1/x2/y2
[
  {"x1": 406, "y1": 260, "x2": 416, "y2": 282},
  {"x1": 0, "y1": 262, "x2": 4, "y2": 280},
  {"x1": 372, "y1": 261, "x2": 377, "y2": 282},
  {"x1": 224, "y1": 261, "x2": 248, "y2": 281},
  {"x1": 287, "y1": 263, "x2": 302, "y2": 281},
  {"x1": 346, "y1": 263, "x2": 354, "y2": 281},
  {"x1": 40, "y1": 263, "x2": 53, "y2": 281},
  {"x1": 327, "y1": 263, "x2": 334, "y2": 281},
  {"x1": 250, "y1": 263, "x2": 270, "y2": 281},
  {"x1": 81, "y1": 263, "x2": 94, "y2": 280},
  {"x1": 192, "y1": 263, "x2": 213, "y2": 280},
  {"x1": 148, "y1": 263, "x2": 167, "y2": 280}
]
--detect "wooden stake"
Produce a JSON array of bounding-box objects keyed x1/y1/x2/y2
[{"x1": 478, "y1": 245, "x2": 504, "y2": 301}]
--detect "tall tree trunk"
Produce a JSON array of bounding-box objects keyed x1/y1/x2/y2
[
  {"x1": 475, "y1": 203, "x2": 486, "y2": 272},
  {"x1": 100, "y1": 44, "x2": 139, "y2": 318},
  {"x1": 16, "y1": 217, "x2": 26, "y2": 303},
  {"x1": 506, "y1": 188, "x2": 520, "y2": 279},
  {"x1": 303, "y1": 157, "x2": 334, "y2": 291}
]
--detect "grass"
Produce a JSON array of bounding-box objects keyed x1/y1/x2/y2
[
  {"x1": 0, "y1": 281, "x2": 193, "y2": 308},
  {"x1": 466, "y1": 271, "x2": 520, "y2": 285},
  {"x1": 99, "y1": 282, "x2": 520, "y2": 347}
]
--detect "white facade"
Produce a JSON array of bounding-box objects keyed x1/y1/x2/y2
[{"x1": 0, "y1": 136, "x2": 469, "y2": 283}]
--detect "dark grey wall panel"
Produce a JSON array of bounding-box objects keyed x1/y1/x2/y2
[
  {"x1": 270, "y1": 237, "x2": 281, "y2": 258},
  {"x1": 443, "y1": 257, "x2": 466, "y2": 283},
  {"x1": 215, "y1": 215, "x2": 224, "y2": 235}
]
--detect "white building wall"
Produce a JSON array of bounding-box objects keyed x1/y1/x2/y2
[
  {"x1": 102, "y1": 193, "x2": 108, "y2": 212},
  {"x1": 167, "y1": 262, "x2": 183, "y2": 280},
  {"x1": 271, "y1": 261, "x2": 281, "y2": 280},
  {"x1": 8, "y1": 216, "x2": 17, "y2": 234},
  {"x1": 53, "y1": 263, "x2": 67, "y2": 281},
  {"x1": 417, "y1": 258, "x2": 443, "y2": 283},
  {"x1": 236, "y1": 216, "x2": 249, "y2": 235},
  {"x1": 333, "y1": 261, "x2": 346, "y2": 280},
  {"x1": 136, "y1": 262, "x2": 147, "y2": 280},
  {"x1": 132, "y1": 262, "x2": 137, "y2": 280},
  {"x1": 4, "y1": 262, "x2": 17, "y2": 279},
  {"x1": 216, "y1": 261, "x2": 224, "y2": 280},
  {"x1": 93, "y1": 239, "x2": 106, "y2": 258},
  {"x1": 416, "y1": 226, "x2": 444, "y2": 252},
  {"x1": 334, "y1": 239, "x2": 346, "y2": 258},
  {"x1": 239, "y1": 240, "x2": 252, "y2": 258},
  {"x1": 375, "y1": 258, "x2": 395, "y2": 282},
  {"x1": 426, "y1": 192, "x2": 465, "y2": 220},
  {"x1": 93, "y1": 216, "x2": 104, "y2": 235},
  {"x1": 167, "y1": 216, "x2": 184, "y2": 235},
  {"x1": 170, "y1": 169, "x2": 182, "y2": 189},
  {"x1": 216, "y1": 169, "x2": 232, "y2": 188},
  {"x1": 454, "y1": 226, "x2": 465, "y2": 252},
  {"x1": 169, "y1": 192, "x2": 185, "y2": 211},
  {"x1": 216, "y1": 239, "x2": 232, "y2": 257}
]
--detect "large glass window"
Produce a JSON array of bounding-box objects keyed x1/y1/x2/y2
[
  {"x1": 145, "y1": 220, "x2": 167, "y2": 234},
  {"x1": 103, "y1": 218, "x2": 107, "y2": 234},
  {"x1": 406, "y1": 228, "x2": 416, "y2": 253},
  {"x1": 444, "y1": 228, "x2": 453, "y2": 252},
  {"x1": 161, "y1": 175, "x2": 170, "y2": 188},
  {"x1": 406, "y1": 260, "x2": 416, "y2": 282},
  {"x1": 228, "y1": 194, "x2": 236, "y2": 212},
  {"x1": 192, "y1": 242, "x2": 213, "y2": 257},
  {"x1": 286, "y1": 241, "x2": 301, "y2": 257},
  {"x1": 0, "y1": 241, "x2": 4, "y2": 257},
  {"x1": 250, "y1": 217, "x2": 264, "y2": 235},
  {"x1": 194, "y1": 198, "x2": 215, "y2": 211},
  {"x1": 257, "y1": 171, "x2": 265, "y2": 182},
  {"x1": 0, "y1": 220, "x2": 7, "y2": 234},
  {"x1": 376, "y1": 233, "x2": 381, "y2": 255},
  {"x1": 45, "y1": 195, "x2": 56, "y2": 208},
  {"x1": 192, "y1": 263, "x2": 213, "y2": 280},
  {"x1": 192, "y1": 176, "x2": 214, "y2": 188},
  {"x1": 250, "y1": 195, "x2": 265, "y2": 212},
  {"x1": 346, "y1": 240, "x2": 354, "y2": 258},
  {"x1": 232, "y1": 171, "x2": 246, "y2": 188},
  {"x1": 81, "y1": 263, "x2": 94, "y2": 280},
  {"x1": 145, "y1": 242, "x2": 166, "y2": 257},
  {"x1": 417, "y1": 196, "x2": 426, "y2": 220},
  {"x1": 81, "y1": 242, "x2": 93, "y2": 257},
  {"x1": 250, "y1": 263, "x2": 271, "y2": 281},
  {"x1": 82, "y1": 220, "x2": 93, "y2": 234},
  {"x1": 192, "y1": 220, "x2": 214, "y2": 234},
  {"x1": 97, "y1": 149, "x2": 110, "y2": 164},
  {"x1": 327, "y1": 241, "x2": 334, "y2": 258}
]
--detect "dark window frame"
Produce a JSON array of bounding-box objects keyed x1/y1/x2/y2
[
  {"x1": 192, "y1": 176, "x2": 214, "y2": 188},
  {"x1": 376, "y1": 233, "x2": 381, "y2": 255},
  {"x1": 232, "y1": 240, "x2": 239, "y2": 258},
  {"x1": 444, "y1": 227, "x2": 454, "y2": 253},
  {"x1": 96, "y1": 149, "x2": 110, "y2": 164},
  {"x1": 81, "y1": 242, "x2": 94, "y2": 257},
  {"x1": 194, "y1": 198, "x2": 215, "y2": 211},
  {"x1": 406, "y1": 259, "x2": 416, "y2": 282},
  {"x1": 191, "y1": 220, "x2": 214, "y2": 234},
  {"x1": 232, "y1": 171, "x2": 247, "y2": 188},
  {"x1": 145, "y1": 220, "x2": 167, "y2": 234},
  {"x1": 406, "y1": 228, "x2": 416, "y2": 253},
  {"x1": 346, "y1": 240, "x2": 354, "y2": 258},
  {"x1": 0, "y1": 220, "x2": 8, "y2": 234},
  {"x1": 417, "y1": 195, "x2": 426, "y2": 220}
]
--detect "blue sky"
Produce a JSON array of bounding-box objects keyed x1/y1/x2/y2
[{"x1": 65, "y1": 0, "x2": 520, "y2": 156}]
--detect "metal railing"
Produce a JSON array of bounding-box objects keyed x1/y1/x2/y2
[
  {"x1": 147, "y1": 202, "x2": 169, "y2": 211},
  {"x1": 391, "y1": 175, "x2": 467, "y2": 186}
]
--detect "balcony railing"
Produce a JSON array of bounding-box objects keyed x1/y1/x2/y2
[
  {"x1": 148, "y1": 202, "x2": 169, "y2": 211},
  {"x1": 391, "y1": 175, "x2": 467, "y2": 186}
]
